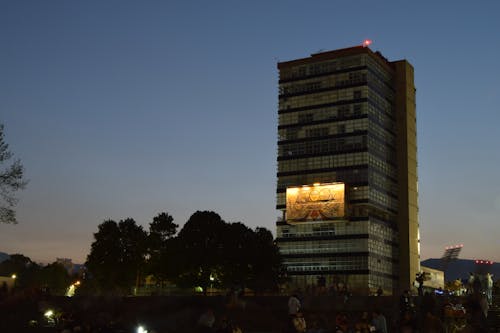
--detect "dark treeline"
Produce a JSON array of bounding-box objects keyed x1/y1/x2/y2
[
  {"x1": 0, "y1": 254, "x2": 72, "y2": 295},
  {"x1": 82, "y1": 210, "x2": 286, "y2": 296}
]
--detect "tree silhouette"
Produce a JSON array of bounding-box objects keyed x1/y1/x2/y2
[
  {"x1": 38, "y1": 262, "x2": 71, "y2": 295},
  {"x1": 170, "y1": 211, "x2": 226, "y2": 294},
  {"x1": 86, "y1": 218, "x2": 147, "y2": 294},
  {"x1": 147, "y1": 212, "x2": 178, "y2": 286},
  {"x1": 171, "y1": 211, "x2": 285, "y2": 294},
  {"x1": 0, "y1": 124, "x2": 27, "y2": 224},
  {"x1": 0, "y1": 254, "x2": 40, "y2": 289}
]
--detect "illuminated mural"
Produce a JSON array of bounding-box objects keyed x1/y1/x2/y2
[{"x1": 286, "y1": 183, "x2": 345, "y2": 222}]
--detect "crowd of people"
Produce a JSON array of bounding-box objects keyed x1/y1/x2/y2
[
  {"x1": 283, "y1": 286, "x2": 493, "y2": 333},
  {"x1": 0, "y1": 281, "x2": 495, "y2": 333}
]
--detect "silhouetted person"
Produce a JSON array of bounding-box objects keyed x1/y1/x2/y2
[
  {"x1": 371, "y1": 310, "x2": 387, "y2": 333},
  {"x1": 467, "y1": 272, "x2": 475, "y2": 294},
  {"x1": 486, "y1": 273, "x2": 493, "y2": 304},
  {"x1": 400, "y1": 290, "x2": 414, "y2": 315},
  {"x1": 288, "y1": 294, "x2": 301, "y2": 316},
  {"x1": 198, "y1": 308, "x2": 215, "y2": 333}
]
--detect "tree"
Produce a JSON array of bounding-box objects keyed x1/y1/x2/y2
[
  {"x1": 0, "y1": 124, "x2": 27, "y2": 224},
  {"x1": 147, "y1": 212, "x2": 178, "y2": 285},
  {"x1": 85, "y1": 218, "x2": 148, "y2": 294},
  {"x1": 218, "y1": 222, "x2": 255, "y2": 289},
  {"x1": 38, "y1": 262, "x2": 71, "y2": 295},
  {"x1": 247, "y1": 227, "x2": 286, "y2": 293},
  {"x1": 170, "y1": 211, "x2": 285, "y2": 294},
  {"x1": 169, "y1": 211, "x2": 226, "y2": 294},
  {"x1": 0, "y1": 254, "x2": 41, "y2": 290},
  {"x1": 149, "y1": 212, "x2": 178, "y2": 242}
]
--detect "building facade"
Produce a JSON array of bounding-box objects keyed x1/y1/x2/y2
[{"x1": 275, "y1": 46, "x2": 419, "y2": 295}]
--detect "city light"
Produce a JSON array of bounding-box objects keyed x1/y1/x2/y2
[
  {"x1": 362, "y1": 39, "x2": 372, "y2": 47},
  {"x1": 444, "y1": 244, "x2": 463, "y2": 250},
  {"x1": 66, "y1": 281, "x2": 82, "y2": 297},
  {"x1": 44, "y1": 310, "x2": 54, "y2": 319},
  {"x1": 11, "y1": 274, "x2": 16, "y2": 279},
  {"x1": 474, "y1": 259, "x2": 494, "y2": 265}
]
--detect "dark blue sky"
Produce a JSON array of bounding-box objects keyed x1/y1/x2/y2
[{"x1": 1, "y1": 1, "x2": 499, "y2": 263}]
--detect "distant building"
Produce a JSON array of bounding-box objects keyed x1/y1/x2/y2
[
  {"x1": 0, "y1": 276, "x2": 15, "y2": 292},
  {"x1": 421, "y1": 266, "x2": 444, "y2": 290},
  {"x1": 275, "y1": 45, "x2": 419, "y2": 295},
  {"x1": 56, "y1": 258, "x2": 75, "y2": 274}
]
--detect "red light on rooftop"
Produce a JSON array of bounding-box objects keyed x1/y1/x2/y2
[{"x1": 362, "y1": 39, "x2": 372, "y2": 47}]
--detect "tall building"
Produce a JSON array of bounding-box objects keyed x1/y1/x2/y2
[{"x1": 275, "y1": 45, "x2": 419, "y2": 295}]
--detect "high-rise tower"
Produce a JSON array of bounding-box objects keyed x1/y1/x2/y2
[{"x1": 275, "y1": 46, "x2": 419, "y2": 294}]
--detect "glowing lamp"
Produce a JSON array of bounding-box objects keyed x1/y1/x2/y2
[
  {"x1": 44, "y1": 310, "x2": 54, "y2": 319},
  {"x1": 137, "y1": 325, "x2": 148, "y2": 333},
  {"x1": 362, "y1": 39, "x2": 372, "y2": 47},
  {"x1": 11, "y1": 274, "x2": 16, "y2": 279}
]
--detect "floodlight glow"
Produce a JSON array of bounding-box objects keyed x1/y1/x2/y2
[
  {"x1": 137, "y1": 325, "x2": 148, "y2": 333},
  {"x1": 44, "y1": 310, "x2": 54, "y2": 318}
]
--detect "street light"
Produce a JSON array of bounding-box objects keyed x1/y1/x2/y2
[
  {"x1": 209, "y1": 275, "x2": 215, "y2": 295},
  {"x1": 11, "y1": 274, "x2": 16, "y2": 279}
]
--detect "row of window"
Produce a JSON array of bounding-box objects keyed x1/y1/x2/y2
[
  {"x1": 367, "y1": 121, "x2": 396, "y2": 147},
  {"x1": 350, "y1": 186, "x2": 369, "y2": 200},
  {"x1": 368, "y1": 257, "x2": 393, "y2": 275},
  {"x1": 368, "y1": 136, "x2": 395, "y2": 162},
  {"x1": 276, "y1": 168, "x2": 368, "y2": 193},
  {"x1": 368, "y1": 89, "x2": 392, "y2": 115},
  {"x1": 279, "y1": 118, "x2": 368, "y2": 141},
  {"x1": 369, "y1": 171, "x2": 398, "y2": 197},
  {"x1": 277, "y1": 152, "x2": 396, "y2": 178},
  {"x1": 367, "y1": 72, "x2": 395, "y2": 101},
  {"x1": 368, "y1": 239, "x2": 393, "y2": 258},
  {"x1": 279, "y1": 70, "x2": 368, "y2": 96},
  {"x1": 369, "y1": 219, "x2": 398, "y2": 243},
  {"x1": 279, "y1": 55, "x2": 364, "y2": 81},
  {"x1": 366, "y1": 57, "x2": 393, "y2": 85},
  {"x1": 278, "y1": 103, "x2": 366, "y2": 127},
  {"x1": 367, "y1": 104, "x2": 395, "y2": 132},
  {"x1": 368, "y1": 155, "x2": 397, "y2": 179},
  {"x1": 278, "y1": 152, "x2": 368, "y2": 173},
  {"x1": 284, "y1": 257, "x2": 368, "y2": 272},
  {"x1": 279, "y1": 239, "x2": 368, "y2": 255},
  {"x1": 279, "y1": 87, "x2": 367, "y2": 111},
  {"x1": 370, "y1": 187, "x2": 398, "y2": 211},
  {"x1": 278, "y1": 135, "x2": 366, "y2": 158},
  {"x1": 277, "y1": 220, "x2": 369, "y2": 237}
]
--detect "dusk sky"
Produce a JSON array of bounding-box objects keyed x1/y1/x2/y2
[{"x1": 1, "y1": 1, "x2": 499, "y2": 264}]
